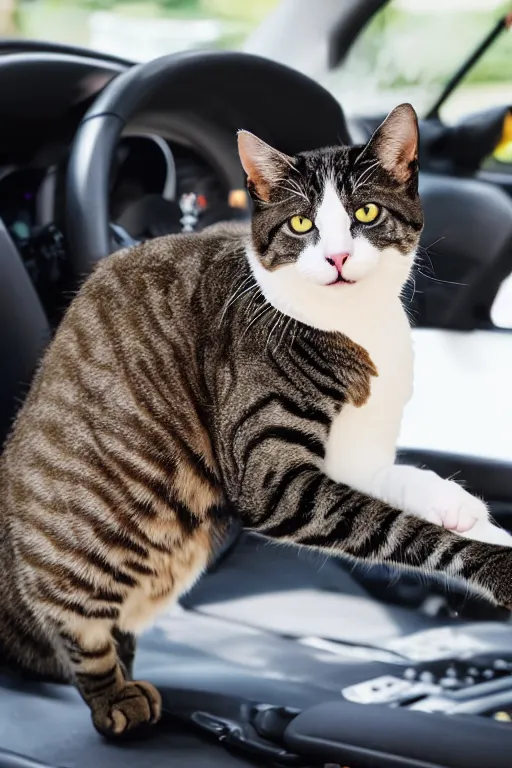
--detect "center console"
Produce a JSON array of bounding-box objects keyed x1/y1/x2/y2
[
  {"x1": 289, "y1": 623, "x2": 512, "y2": 766},
  {"x1": 159, "y1": 619, "x2": 512, "y2": 768},
  {"x1": 342, "y1": 623, "x2": 512, "y2": 718}
]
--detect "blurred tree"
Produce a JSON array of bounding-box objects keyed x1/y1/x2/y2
[
  {"x1": 202, "y1": 0, "x2": 278, "y2": 23},
  {"x1": 0, "y1": 0, "x2": 18, "y2": 35},
  {"x1": 160, "y1": 0, "x2": 201, "y2": 9}
]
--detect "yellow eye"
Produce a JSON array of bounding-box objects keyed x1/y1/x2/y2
[
  {"x1": 355, "y1": 203, "x2": 380, "y2": 224},
  {"x1": 289, "y1": 215, "x2": 313, "y2": 234}
]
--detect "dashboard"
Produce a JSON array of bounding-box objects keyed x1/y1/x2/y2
[
  {"x1": 0, "y1": 133, "x2": 239, "y2": 324},
  {"x1": 0, "y1": 47, "x2": 289, "y2": 326},
  {"x1": 0, "y1": 44, "x2": 348, "y2": 324}
]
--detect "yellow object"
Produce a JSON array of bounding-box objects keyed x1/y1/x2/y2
[
  {"x1": 493, "y1": 711, "x2": 512, "y2": 722},
  {"x1": 493, "y1": 111, "x2": 512, "y2": 164},
  {"x1": 355, "y1": 203, "x2": 380, "y2": 223},
  {"x1": 228, "y1": 189, "x2": 248, "y2": 209},
  {"x1": 289, "y1": 215, "x2": 313, "y2": 233}
]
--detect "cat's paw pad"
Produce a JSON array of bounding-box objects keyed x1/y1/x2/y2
[
  {"x1": 93, "y1": 681, "x2": 161, "y2": 738},
  {"x1": 415, "y1": 475, "x2": 487, "y2": 533},
  {"x1": 377, "y1": 466, "x2": 489, "y2": 533}
]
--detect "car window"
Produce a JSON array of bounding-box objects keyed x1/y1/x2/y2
[
  {"x1": 320, "y1": 0, "x2": 512, "y2": 333},
  {"x1": 322, "y1": 0, "x2": 511, "y2": 122},
  {"x1": 439, "y1": 14, "x2": 512, "y2": 125},
  {"x1": 4, "y1": 0, "x2": 281, "y2": 60}
]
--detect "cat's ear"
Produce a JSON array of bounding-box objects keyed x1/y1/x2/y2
[
  {"x1": 363, "y1": 103, "x2": 419, "y2": 184},
  {"x1": 237, "y1": 130, "x2": 295, "y2": 202}
]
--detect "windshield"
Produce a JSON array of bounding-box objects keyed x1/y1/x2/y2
[
  {"x1": 3, "y1": 1, "x2": 511, "y2": 123},
  {"x1": 2, "y1": 0, "x2": 280, "y2": 61},
  {"x1": 323, "y1": 0, "x2": 512, "y2": 122}
]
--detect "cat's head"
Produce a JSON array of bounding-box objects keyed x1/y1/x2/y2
[{"x1": 238, "y1": 104, "x2": 423, "y2": 329}]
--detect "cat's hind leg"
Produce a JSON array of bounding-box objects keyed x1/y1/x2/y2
[
  {"x1": 112, "y1": 626, "x2": 137, "y2": 680},
  {"x1": 60, "y1": 619, "x2": 160, "y2": 738}
]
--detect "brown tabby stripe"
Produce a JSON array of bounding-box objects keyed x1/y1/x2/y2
[
  {"x1": 68, "y1": 645, "x2": 112, "y2": 662},
  {"x1": 35, "y1": 580, "x2": 120, "y2": 621},
  {"x1": 18, "y1": 546, "x2": 126, "y2": 602}
]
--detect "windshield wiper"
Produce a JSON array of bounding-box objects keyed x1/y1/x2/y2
[{"x1": 427, "y1": 12, "x2": 512, "y2": 119}]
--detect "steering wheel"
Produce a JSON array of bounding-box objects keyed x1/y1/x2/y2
[{"x1": 65, "y1": 50, "x2": 349, "y2": 280}]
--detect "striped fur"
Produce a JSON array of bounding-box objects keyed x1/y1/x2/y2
[{"x1": 1, "y1": 129, "x2": 512, "y2": 738}]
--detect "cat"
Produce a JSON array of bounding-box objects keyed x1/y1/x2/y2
[{"x1": 1, "y1": 103, "x2": 511, "y2": 738}]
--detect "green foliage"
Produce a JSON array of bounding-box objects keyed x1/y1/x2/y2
[
  {"x1": 16, "y1": 0, "x2": 512, "y2": 96},
  {"x1": 346, "y1": 2, "x2": 512, "y2": 90},
  {"x1": 40, "y1": 0, "x2": 277, "y2": 17},
  {"x1": 202, "y1": 0, "x2": 278, "y2": 23}
]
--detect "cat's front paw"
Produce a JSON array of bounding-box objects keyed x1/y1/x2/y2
[
  {"x1": 373, "y1": 466, "x2": 486, "y2": 531},
  {"x1": 409, "y1": 471, "x2": 487, "y2": 533},
  {"x1": 374, "y1": 465, "x2": 512, "y2": 548},
  {"x1": 372, "y1": 464, "x2": 512, "y2": 546}
]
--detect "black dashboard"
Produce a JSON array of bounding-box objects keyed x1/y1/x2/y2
[
  {"x1": 0, "y1": 133, "x2": 232, "y2": 242},
  {"x1": 0, "y1": 43, "x2": 349, "y2": 313},
  {"x1": 0, "y1": 134, "x2": 230, "y2": 322},
  {"x1": 0, "y1": 43, "x2": 347, "y2": 328},
  {"x1": 0, "y1": 46, "x2": 267, "y2": 325},
  {"x1": 0, "y1": 123, "x2": 239, "y2": 328}
]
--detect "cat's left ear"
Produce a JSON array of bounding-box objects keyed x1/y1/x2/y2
[
  {"x1": 363, "y1": 103, "x2": 419, "y2": 184},
  {"x1": 237, "y1": 130, "x2": 296, "y2": 202}
]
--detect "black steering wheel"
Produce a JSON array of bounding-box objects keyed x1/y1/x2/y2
[{"x1": 65, "y1": 50, "x2": 349, "y2": 280}]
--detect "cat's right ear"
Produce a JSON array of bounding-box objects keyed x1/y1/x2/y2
[{"x1": 237, "y1": 130, "x2": 295, "y2": 202}]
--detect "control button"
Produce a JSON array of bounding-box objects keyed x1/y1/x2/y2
[
  {"x1": 493, "y1": 659, "x2": 508, "y2": 670},
  {"x1": 494, "y1": 711, "x2": 512, "y2": 722},
  {"x1": 468, "y1": 667, "x2": 479, "y2": 677},
  {"x1": 440, "y1": 677, "x2": 462, "y2": 689},
  {"x1": 445, "y1": 667, "x2": 457, "y2": 678},
  {"x1": 483, "y1": 669, "x2": 495, "y2": 680},
  {"x1": 403, "y1": 668, "x2": 416, "y2": 680},
  {"x1": 420, "y1": 671, "x2": 435, "y2": 684},
  {"x1": 464, "y1": 676, "x2": 475, "y2": 686}
]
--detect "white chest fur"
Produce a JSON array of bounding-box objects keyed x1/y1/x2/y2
[
  {"x1": 324, "y1": 302, "x2": 414, "y2": 488},
  {"x1": 247, "y1": 245, "x2": 415, "y2": 490}
]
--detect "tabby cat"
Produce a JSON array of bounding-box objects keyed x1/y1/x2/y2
[{"x1": 1, "y1": 103, "x2": 511, "y2": 738}]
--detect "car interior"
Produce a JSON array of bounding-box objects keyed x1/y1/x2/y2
[{"x1": 1, "y1": 7, "x2": 512, "y2": 767}]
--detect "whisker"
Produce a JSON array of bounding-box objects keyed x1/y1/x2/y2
[
  {"x1": 352, "y1": 159, "x2": 380, "y2": 192},
  {"x1": 407, "y1": 275, "x2": 416, "y2": 304},
  {"x1": 258, "y1": 196, "x2": 295, "y2": 208},
  {"x1": 276, "y1": 315, "x2": 294, "y2": 349},
  {"x1": 285, "y1": 176, "x2": 304, "y2": 192},
  {"x1": 219, "y1": 275, "x2": 257, "y2": 324},
  {"x1": 265, "y1": 310, "x2": 282, "y2": 350},
  {"x1": 423, "y1": 236, "x2": 446, "y2": 251},
  {"x1": 415, "y1": 269, "x2": 466, "y2": 287},
  {"x1": 280, "y1": 155, "x2": 300, "y2": 175},
  {"x1": 289, "y1": 318, "x2": 300, "y2": 351},
  {"x1": 244, "y1": 288, "x2": 262, "y2": 319},
  {"x1": 416, "y1": 237, "x2": 446, "y2": 275},
  {"x1": 242, "y1": 302, "x2": 273, "y2": 339},
  {"x1": 276, "y1": 184, "x2": 309, "y2": 203},
  {"x1": 266, "y1": 309, "x2": 293, "y2": 351}
]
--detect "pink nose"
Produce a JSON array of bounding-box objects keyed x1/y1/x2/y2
[{"x1": 326, "y1": 252, "x2": 350, "y2": 273}]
